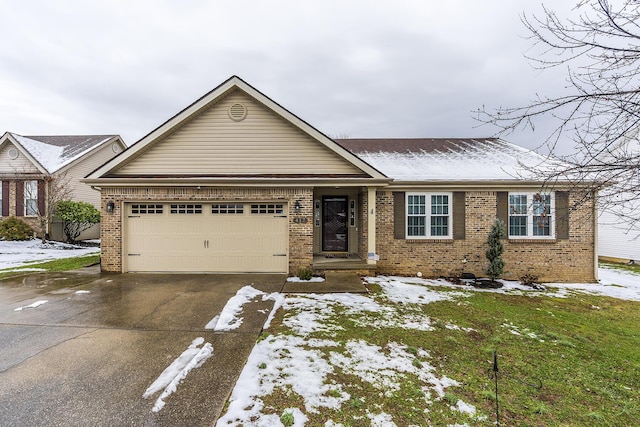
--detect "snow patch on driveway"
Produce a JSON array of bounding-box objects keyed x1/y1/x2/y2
[
  {"x1": 205, "y1": 286, "x2": 284, "y2": 331},
  {"x1": 143, "y1": 337, "x2": 213, "y2": 412},
  {"x1": 14, "y1": 300, "x2": 48, "y2": 311}
]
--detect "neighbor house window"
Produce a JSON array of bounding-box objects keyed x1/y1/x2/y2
[
  {"x1": 406, "y1": 193, "x2": 451, "y2": 238},
  {"x1": 508, "y1": 192, "x2": 554, "y2": 238},
  {"x1": 24, "y1": 180, "x2": 38, "y2": 216}
]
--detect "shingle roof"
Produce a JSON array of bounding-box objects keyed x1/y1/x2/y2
[
  {"x1": 9, "y1": 133, "x2": 117, "y2": 173},
  {"x1": 335, "y1": 138, "x2": 560, "y2": 181},
  {"x1": 335, "y1": 138, "x2": 500, "y2": 154}
]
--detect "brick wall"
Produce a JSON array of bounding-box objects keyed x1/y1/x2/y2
[
  {"x1": 99, "y1": 187, "x2": 313, "y2": 273},
  {"x1": 375, "y1": 190, "x2": 596, "y2": 282}
]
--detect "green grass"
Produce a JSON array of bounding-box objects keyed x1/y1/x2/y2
[
  {"x1": 257, "y1": 283, "x2": 640, "y2": 426},
  {"x1": 280, "y1": 410, "x2": 295, "y2": 426},
  {"x1": 0, "y1": 254, "x2": 100, "y2": 279},
  {"x1": 600, "y1": 261, "x2": 640, "y2": 274}
]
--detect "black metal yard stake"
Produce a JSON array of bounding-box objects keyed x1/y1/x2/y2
[
  {"x1": 493, "y1": 350, "x2": 500, "y2": 426},
  {"x1": 489, "y1": 350, "x2": 542, "y2": 426}
]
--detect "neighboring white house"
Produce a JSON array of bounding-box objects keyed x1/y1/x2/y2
[
  {"x1": 598, "y1": 197, "x2": 640, "y2": 263},
  {"x1": 0, "y1": 132, "x2": 126, "y2": 240},
  {"x1": 595, "y1": 133, "x2": 640, "y2": 264}
]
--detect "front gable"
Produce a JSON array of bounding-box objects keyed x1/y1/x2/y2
[
  {"x1": 0, "y1": 135, "x2": 46, "y2": 176},
  {"x1": 113, "y1": 90, "x2": 364, "y2": 177},
  {"x1": 87, "y1": 76, "x2": 387, "y2": 182}
]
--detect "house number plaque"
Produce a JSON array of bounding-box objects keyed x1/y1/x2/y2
[{"x1": 293, "y1": 217, "x2": 309, "y2": 223}]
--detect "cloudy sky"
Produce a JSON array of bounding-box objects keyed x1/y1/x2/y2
[{"x1": 0, "y1": 0, "x2": 578, "y2": 154}]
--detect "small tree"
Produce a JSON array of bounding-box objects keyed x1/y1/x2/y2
[
  {"x1": 485, "y1": 219, "x2": 505, "y2": 282},
  {"x1": 56, "y1": 200, "x2": 100, "y2": 243},
  {"x1": 40, "y1": 174, "x2": 72, "y2": 242}
]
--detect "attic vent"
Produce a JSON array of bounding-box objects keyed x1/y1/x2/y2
[
  {"x1": 8, "y1": 148, "x2": 19, "y2": 159},
  {"x1": 228, "y1": 103, "x2": 248, "y2": 121}
]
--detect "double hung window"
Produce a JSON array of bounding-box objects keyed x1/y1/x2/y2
[
  {"x1": 406, "y1": 193, "x2": 451, "y2": 238},
  {"x1": 508, "y1": 193, "x2": 554, "y2": 238},
  {"x1": 24, "y1": 180, "x2": 38, "y2": 216}
]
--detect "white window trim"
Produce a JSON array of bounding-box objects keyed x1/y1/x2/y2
[
  {"x1": 406, "y1": 192, "x2": 452, "y2": 239},
  {"x1": 508, "y1": 192, "x2": 555, "y2": 239},
  {"x1": 24, "y1": 180, "x2": 38, "y2": 217},
  {"x1": 0, "y1": 179, "x2": 3, "y2": 217}
]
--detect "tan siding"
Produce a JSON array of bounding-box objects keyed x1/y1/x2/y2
[
  {"x1": 58, "y1": 141, "x2": 124, "y2": 208},
  {"x1": 115, "y1": 92, "x2": 363, "y2": 176},
  {"x1": 0, "y1": 143, "x2": 40, "y2": 174}
]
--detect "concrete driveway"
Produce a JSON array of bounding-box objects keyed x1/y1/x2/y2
[{"x1": 0, "y1": 268, "x2": 285, "y2": 426}]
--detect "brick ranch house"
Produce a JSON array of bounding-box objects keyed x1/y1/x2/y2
[
  {"x1": 84, "y1": 76, "x2": 597, "y2": 282},
  {"x1": 0, "y1": 132, "x2": 126, "y2": 240}
]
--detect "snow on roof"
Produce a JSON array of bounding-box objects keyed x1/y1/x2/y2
[
  {"x1": 336, "y1": 138, "x2": 559, "y2": 181},
  {"x1": 9, "y1": 133, "x2": 116, "y2": 173}
]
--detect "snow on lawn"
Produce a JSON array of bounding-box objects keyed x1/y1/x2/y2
[
  {"x1": 550, "y1": 265, "x2": 640, "y2": 301},
  {"x1": 0, "y1": 240, "x2": 99, "y2": 270},
  {"x1": 216, "y1": 283, "x2": 474, "y2": 427},
  {"x1": 369, "y1": 265, "x2": 640, "y2": 302},
  {"x1": 216, "y1": 266, "x2": 640, "y2": 427}
]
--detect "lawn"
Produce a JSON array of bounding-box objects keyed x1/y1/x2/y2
[
  {"x1": 216, "y1": 268, "x2": 640, "y2": 427},
  {"x1": 0, "y1": 239, "x2": 100, "y2": 279},
  {"x1": 0, "y1": 238, "x2": 637, "y2": 426}
]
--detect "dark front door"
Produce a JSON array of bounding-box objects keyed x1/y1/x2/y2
[{"x1": 322, "y1": 196, "x2": 348, "y2": 252}]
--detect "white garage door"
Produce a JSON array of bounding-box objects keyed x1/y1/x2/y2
[{"x1": 124, "y1": 202, "x2": 288, "y2": 273}]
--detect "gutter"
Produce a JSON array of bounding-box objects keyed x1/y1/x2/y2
[
  {"x1": 387, "y1": 180, "x2": 596, "y2": 191},
  {"x1": 82, "y1": 177, "x2": 392, "y2": 188}
]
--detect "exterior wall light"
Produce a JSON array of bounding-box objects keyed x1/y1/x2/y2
[
  {"x1": 294, "y1": 200, "x2": 302, "y2": 213},
  {"x1": 106, "y1": 201, "x2": 115, "y2": 213}
]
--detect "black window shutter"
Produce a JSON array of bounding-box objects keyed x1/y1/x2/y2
[
  {"x1": 555, "y1": 191, "x2": 570, "y2": 240},
  {"x1": 393, "y1": 192, "x2": 405, "y2": 239},
  {"x1": 37, "y1": 180, "x2": 46, "y2": 216},
  {"x1": 496, "y1": 192, "x2": 508, "y2": 238},
  {"x1": 453, "y1": 192, "x2": 465, "y2": 240},
  {"x1": 1, "y1": 181, "x2": 8, "y2": 215},
  {"x1": 496, "y1": 192, "x2": 508, "y2": 223},
  {"x1": 16, "y1": 181, "x2": 24, "y2": 216}
]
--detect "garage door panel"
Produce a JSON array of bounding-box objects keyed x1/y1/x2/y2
[{"x1": 124, "y1": 203, "x2": 288, "y2": 273}]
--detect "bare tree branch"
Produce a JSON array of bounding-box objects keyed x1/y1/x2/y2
[{"x1": 476, "y1": 0, "x2": 640, "y2": 233}]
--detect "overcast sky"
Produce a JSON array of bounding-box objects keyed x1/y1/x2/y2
[{"x1": 0, "y1": 0, "x2": 579, "y2": 155}]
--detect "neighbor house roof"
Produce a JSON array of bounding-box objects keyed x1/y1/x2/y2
[
  {"x1": 2, "y1": 133, "x2": 121, "y2": 174},
  {"x1": 336, "y1": 138, "x2": 563, "y2": 182}
]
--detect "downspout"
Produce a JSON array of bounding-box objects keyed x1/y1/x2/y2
[
  {"x1": 367, "y1": 187, "x2": 377, "y2": 265},
  {"x1": 45, "y1": 178, "x2": 50, "y2": 240}
]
